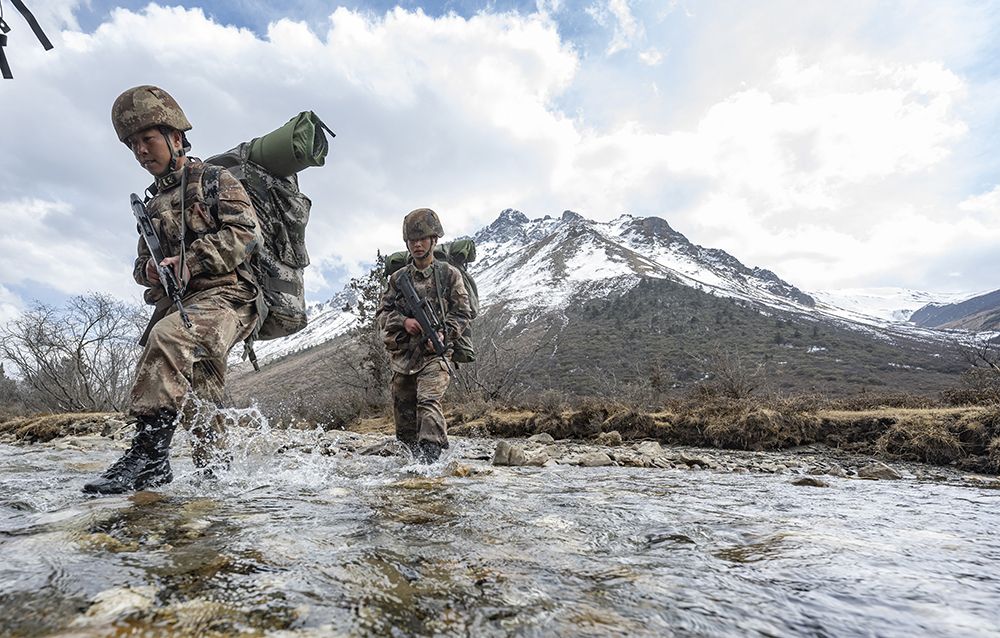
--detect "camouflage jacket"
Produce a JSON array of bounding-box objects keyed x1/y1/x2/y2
[
  {"x1": 379, "y1": 260, "x2": 472, "y2": 375},
  {"x1": 133, "y1": 159, "x2": 259, "y2": 305}
]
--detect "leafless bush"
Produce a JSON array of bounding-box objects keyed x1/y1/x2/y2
[
  {"x1": 0, "y1": 293, "x2": 145, "y2": 412},
  {"x1": 945, "y1": 336, "x2": 1000, "y2": 405},
  {"x1": 689, "y1": 346, "x2": 768, "y2": 401},
  {"x1": 588, "y1": 361, "x2": 672, "y2": 410},
  {"x1": 452, "y1": 310, "x2": 542, "y2": 405}
]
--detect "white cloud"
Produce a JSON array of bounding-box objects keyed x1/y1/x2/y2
[
  {"x1": 959, "y1": 185, "x2": 1000, "y2": 215},
  {"x1": 605, "y1": 0, "x2": 642, "y2": 55},
  {"x1": 0, "y1": 198, "x2": 133, "y2": 298},
  {"x1": 638, "y1": 48, "x2": 663, "y2": 66},
  {"x1": 0, "y1": 286, "x2": 22, "y2": 325}
]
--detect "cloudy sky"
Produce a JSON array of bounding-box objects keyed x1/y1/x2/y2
[{"x1": 1, "y1": 0, "x2": 998, "y2": 322}]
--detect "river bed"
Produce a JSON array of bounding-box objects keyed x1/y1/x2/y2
[{"x1": 1, "y1": 423, "x2": 999, "y2": 637}]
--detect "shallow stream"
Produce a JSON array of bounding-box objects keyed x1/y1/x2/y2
[{"x1": 1, "y1": 422, "x2": 999, "y2": 637}]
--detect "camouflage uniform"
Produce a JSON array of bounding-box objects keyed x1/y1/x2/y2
[
  {"x1": 130, "y1": 160, "x2": 260, "y2": 419},
  {"x1": 379, "y1": 260, "x2": 471, "y2": 447}
]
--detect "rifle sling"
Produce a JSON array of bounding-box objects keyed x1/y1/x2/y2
[
  {"x1": 10, "y1": 0, "x2": 53, "y2": 50},
  {"x1": 0, "y1": 44, "x2": 11, "y2": 80}
]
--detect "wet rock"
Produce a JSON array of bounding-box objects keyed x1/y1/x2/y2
[
  {"x1": 635, "y1": 441, "x2": 663, "y2": 457},
  {"x1": 81, "y1": 532, "x2": 139, "y2": 553},
  {"x1": 450, "y1": 463, "x2": 474, "y2": 477},
  {"x1": 180, "y1": 519, "x2": 212, "y2": 539},
  {"x1": 525, "y1": 451, "x2": 549, "y2": 467},
  {"x1": 679, "y1": 452, "x2": 711, "y2": 469},
  {"x1": 792, "y1": 477, "x2": 830, "y2": 488},
  {"x1": 543, "y1": 445, "x2": 565, "y2": 460},
  {"x1": 72, "y1": 585, "x2": 157, "y2": 626},
  {"x1": 826, "y1": 464, "x2": 846, "y2": 477},
  {"x1": 578, "y1": 451, "x2": 614, "y2": 467},
  {"x1": 595, "y1": 430, "x2": 623, "y2": 446},
  {"x1": 358, "y1": 439, "x2": 408, "y2": 456},
  {"x1": 493, "y1": 441, "x2": 528, "y2": 466},
  {"x1": 528, "y1": 433, "x2": 555, "y2": 443},
  {"x1": 858, "y1": 462, "x2": 902, "y2": 480}
]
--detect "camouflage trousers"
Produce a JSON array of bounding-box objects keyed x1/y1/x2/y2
[
  {"x1": 391, "y1": 359, "x2": 451, "y2": 447},
  {"x1": 130, "y1": 285, "x2": 256, "y2": 462}
]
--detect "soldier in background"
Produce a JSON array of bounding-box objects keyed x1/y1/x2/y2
[
  {"x1": 378, "y1": 209, "x2": 472, "y2": 462},
  {"x1": 83, "y1": 86, "x2": 260, "y2": 494}
]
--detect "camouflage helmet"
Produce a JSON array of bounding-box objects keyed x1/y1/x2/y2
[
  {"x1": 403, "y1": 208, "x2": 444, "y2": 241},
  {"x1": 111, "y1": 85, "x2": 192, "y2": 143}
]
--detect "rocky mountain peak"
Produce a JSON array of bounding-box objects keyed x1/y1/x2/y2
[
  {"x1": 561, "y1": 210, "x2": 584, "y2": 223},
  {"x1": 496, "y1": 208, "x2": 529, "y2": 225},
  {"x1": 621, "y1": 215, "x2": 688, "y2": 246}
]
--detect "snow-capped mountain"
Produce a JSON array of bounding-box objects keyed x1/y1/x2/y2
[
  {"x1": 472, "y1": 209, "x2": 814, "y2": 317},
  {"x1": 245, "y1": 209, "x2": 980, "y2": 365}
]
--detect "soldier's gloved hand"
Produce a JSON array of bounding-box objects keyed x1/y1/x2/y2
[{"x1": 403, "y1": 318, "x2": 422, "y2": 335}]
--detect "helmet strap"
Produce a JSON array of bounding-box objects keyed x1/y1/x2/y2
[{"x1": 160, "y1": 129, "x2": 185, "y2": 175}]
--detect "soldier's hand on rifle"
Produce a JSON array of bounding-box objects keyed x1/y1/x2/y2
[
  {"x1": 159, "y1": 256, "x2": 191, "y2": 285},
  {"x1": 145, "y1": 257, "x2": 161, "y2": 284},
  {"x1": 424, "y1": 331, "x2": 445, "y2": 353},
  {"x1": 403, "y1": 318, "x2": 422, "y2": 335}
]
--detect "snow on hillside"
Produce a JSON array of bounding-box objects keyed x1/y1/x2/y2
[{"x1": 812, "y1": 288, "x2": 978, "y2": 323}]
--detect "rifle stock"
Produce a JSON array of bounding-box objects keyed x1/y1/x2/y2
[{"x1": 130, "y1": 193, "x2": 192, "y2": 329}]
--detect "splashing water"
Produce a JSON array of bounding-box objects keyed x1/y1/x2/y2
[{"x1": 1, "y1": 408, "x2": 1000, "y2": 636}]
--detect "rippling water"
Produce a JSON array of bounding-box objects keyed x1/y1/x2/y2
[{"x1": 1, "y1": 422, "x2": 999, "y2": 637}]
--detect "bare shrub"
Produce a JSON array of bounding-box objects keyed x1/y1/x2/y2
[
  {"x1": 988, "y1": 438, "x2": 1000, "y2": 473},
  {"x1": 943, "y1": 368, "x2": 1000, "y2": 406},
  {"x1": 586, "y1": 362, "x2": 672, "y2": 411},
  {"x1": 943, "y1": 336, "x2": 1000, "y2": 406},
  {"x1": 603, "y1": 410, "x2": 658, "y2": 439},
  {"x1": 875, "y1": 419, "x2": 965, "y2": 465},
  {"x1": 452, "y1": 309, "x2": 543, "y2": 405},
  {"x1": 833, "y1": 391, "x2": 938, "y2": 411},
  {"x1": 533, "y1": 389, "x2": 566, "y2": 418},
  {"x1": 0, "y1": 294, "x2": 145, "y2": 412},
  {"x1": 690, "y1": 347, "x2": 768, "y2": 401},
  {"x1": 696, "y1": 401, "x2": 822, "y2": 451}
]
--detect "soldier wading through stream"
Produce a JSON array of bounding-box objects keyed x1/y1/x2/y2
[
  {"x1": 378, "y1": 209, "x2": 472, "y2": 462},
  {"x1": 83, "y1": 86, "x2": 261, "y2": 494}
]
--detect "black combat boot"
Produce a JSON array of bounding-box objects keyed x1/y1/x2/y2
[
  {"x1": 415, "y1": 440, "x2": 444, "y2": 463},
  {"x1": 82, "y1": 411, "x2": 177, "y2": 495}
]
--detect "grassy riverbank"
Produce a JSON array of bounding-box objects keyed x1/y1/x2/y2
[{"x1": 3, "y1": 401, "x2": 998, "y2": 474}]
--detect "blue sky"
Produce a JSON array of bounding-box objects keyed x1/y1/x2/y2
[{"x1": 1, "y1": 0, "x2": 999, "y2": 322}]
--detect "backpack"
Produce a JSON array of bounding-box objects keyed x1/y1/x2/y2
[
  {"x1": 384, "y1": 239, "x2": 479, "y2": 363},
  {"x1": 205, "y1": 111, "x2": 333, "y2": 348}
]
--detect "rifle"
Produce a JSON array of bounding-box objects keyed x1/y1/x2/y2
[
  {"x1": 396, "y1": 271, "x2": 455, "y2": 378},
  {"x1": 131, "y1": 193, "x2": 192, "y2": 329}
]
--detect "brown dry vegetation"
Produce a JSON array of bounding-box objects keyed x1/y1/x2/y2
[
  {"x1": 447, "y1": 399, "x2": 1000, "y2": 474},
  {"x1": 0, "y1": 412, "x2": 123, "y2": 443}
]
